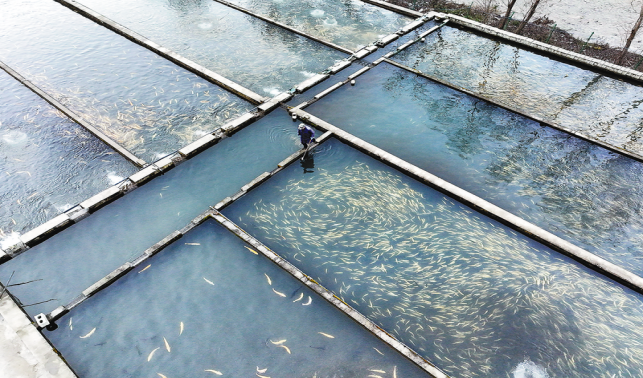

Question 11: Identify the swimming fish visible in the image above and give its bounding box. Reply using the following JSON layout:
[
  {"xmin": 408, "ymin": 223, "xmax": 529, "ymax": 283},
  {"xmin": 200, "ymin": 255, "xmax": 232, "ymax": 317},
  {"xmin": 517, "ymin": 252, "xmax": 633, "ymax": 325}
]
[
  {"xmin": 393, "ymin": 366, "xmax": 397, "ymax": 378},
  {"xmin": 179, "ymin": 322, "xmax": 184, "ymax": 336},
  {"xmin": 318, "ymin": 332, "xmax": 335, "ymax": 339},
  {"xmin": 157, "ymin": 374, "xmax": 168, "ymax": 378},
  {"xmin": 80, "ymin": 328, "xmax": 96, "ymax": 339},
  {"xmin": 257, "ymin": 367, "xmax": 268, "ymax": 373},
  {"xmin": 264, "ymin": 274, "xmax": 272, "ymax": 285},
  {"xmin": 270, "ymin": 339, "xmax": 287, "ymax": 345},
  {"xmin": 373, "ymin": 348, "xmax": 384, "ymax": 356},
  {"xmin": 272, "ymin": 288, "xmax": 286, "ymax": 297},
  {"xmin": 185, "ymin": 242, "xmax": 201, "ymax": 246},
  {"xmin": 203, "ymin": 277, "xmax": 214, "ymax": 285},
  {"xmin": 256, "ymin": 374, "xmax": 270, "ymax": 378},
  {"xmin": 205, "ymin": 369, "xmax": 223, "ymax": 375},
  {"xmin": 244, "ymin": 246, "xmax": 259, "ymax": 255},
  {"xmin": 302, "ymin": 296, "xmax": 312, "ymax": 306},
  {"xmin": 164, "ymin": 337, "xmax": 171, "ymax": 352},
  {"xmin": 293, "ymin": 292, "xmax": 304, "ymax": 302},
  {"xmin": 138, "ymin": 264, "xmax": 151, "ymax": 273},
  {"xmin": 370, "ymin": 369, "xmax": 385, "ymax": 373},
  {"xmin": 69, "ymin": 317, "xmax": 73, "ymax": 331},
  {"xmin": 278, "ymin": 345, "xmax": 291, "ymax": 354},
  {"xmin": 147, "ymin": 347, "xmax": 160, "ymax": 362}
]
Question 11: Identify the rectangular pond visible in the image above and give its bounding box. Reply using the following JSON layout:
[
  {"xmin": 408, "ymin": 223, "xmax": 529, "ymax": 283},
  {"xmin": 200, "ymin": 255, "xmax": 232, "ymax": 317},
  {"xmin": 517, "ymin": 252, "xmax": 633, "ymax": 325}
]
[
  {"xmin": 0, "ymin": 0, "xmax": 253, "ymax": 162},
  {"xmin": 0, "ymin": 110, "xmax": 303, "ymax": 316},
  {"xmin": 44, "ymin": 219, "xmax": 430, "ymax": 378},
  {"xmin": 225, "ymin": 138, "xmax": 643, "ymax": 378},
  {"xmin": 0, "ymin": 70, "xmax": 137, "ymax": 239},
  {"xmin": 391, "ymin": 25, "xmax": 643, "ymax": 155},
  {"xmin": 218, "ymin": 0, "xmax": 412, "ymax": 50},
  {"xmin": 72, "ymin": 0, "xmax": 348, "ymax": 96},
  {"xmin": 304, "ymin": 62, "xmax": 643, "ymax": 276}
]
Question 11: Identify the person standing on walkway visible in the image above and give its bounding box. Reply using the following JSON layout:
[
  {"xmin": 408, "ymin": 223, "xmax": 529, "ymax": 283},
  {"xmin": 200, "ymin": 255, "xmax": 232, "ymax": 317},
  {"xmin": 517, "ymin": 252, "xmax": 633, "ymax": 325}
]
[{"xmin": 298, "ymin": 124, "xmax": 315, "ymax": 148}]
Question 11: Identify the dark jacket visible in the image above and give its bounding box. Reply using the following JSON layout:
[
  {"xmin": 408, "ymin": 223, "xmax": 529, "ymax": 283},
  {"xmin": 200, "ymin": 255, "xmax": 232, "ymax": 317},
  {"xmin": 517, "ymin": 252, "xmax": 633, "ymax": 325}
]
[{"xmin": 298, "ymin": 125, "xmax": 315, "ymax": 144}]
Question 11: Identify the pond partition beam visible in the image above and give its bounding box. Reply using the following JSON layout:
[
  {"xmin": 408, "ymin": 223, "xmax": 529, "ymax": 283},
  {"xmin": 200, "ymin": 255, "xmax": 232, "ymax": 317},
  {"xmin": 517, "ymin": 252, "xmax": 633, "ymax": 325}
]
[
  {"xmin": 289, "ymin": 107, "xmax": 643, "ymax": 296},
  {"xmin": 54, "ymin": 0, "xmax": 267, "ymax": 105},
  {"xmin": 0, "ymin": 60, "xmax": 146, "ymax": 168}
]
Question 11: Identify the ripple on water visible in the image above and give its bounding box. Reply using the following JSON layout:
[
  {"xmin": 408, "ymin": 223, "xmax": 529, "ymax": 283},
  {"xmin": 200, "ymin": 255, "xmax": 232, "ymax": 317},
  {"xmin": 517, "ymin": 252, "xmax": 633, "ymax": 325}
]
[
  {"xmin": 512, "ymin": 360, "xmax": 549, "ymax": 378},
  {"xmin": 310, "ymin": 9, "xmax": 325, "ymax": 17},
  {"xmin": 2, "ymin": 130, "xmax": 28, "ymax": 147}
]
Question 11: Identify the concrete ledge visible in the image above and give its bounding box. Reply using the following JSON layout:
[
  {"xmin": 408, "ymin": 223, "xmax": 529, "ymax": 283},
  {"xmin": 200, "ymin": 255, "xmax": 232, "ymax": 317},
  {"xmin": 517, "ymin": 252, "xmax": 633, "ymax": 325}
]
[
  {"xmin": 0, "ymin": 250, "xmax": 8, "ymax": 264},
  {"xmin": 0, "ymin": 291, "xmax": 78, "ymax": 377},
  {"xmin": 82, "ymin": 263, "xmax": 134, "ymax": 298},
  {"xmin": 399, "ymin": 18, "xmax": 426, "ymax": 34},
  {"xmin": 230, "ymin": 190, "xmax": 246, "ymax": 202},
  {"xmin": 348, "ymin": 66, "xmax": 372, "ymax": 81},
  {"xmin": 178, "ymin": 134, "xmax": 218, "ymax": 159},
  {"xmin": 384, "ymin": 59, "xmax": 643, "ymax": 163},
  {"xmin": 328, "ymin": 60, "xmax": 353, "ymax": 74},
  {"xmin": 143, "ymin": 231, "xmax": 182, "ymax": 258},
  {"xmin": 377, "ymin": 33, "xmax": 400, "ymax": 46},
  {"xmin": 241, "ymin": 172, "xmax": 271, "ymax": 192},
  {"xmin": 295, "ymin": 74, "xmax": 330, "ymax": 94},
  {"xmin": 258, "ymin": 92, "xmax": 294, "ymax": 113},
  {"xmin": 214, "ymin": 196, "xmax": 234, "ymax": 211},
  {"xmin": 314, "ymin": 82, "xmax": 345, "ymax": 100},
  {"xmin": 79, "ymin": 186, "xmax": 123, "ymax": 213},
  {"xmin": 65, "ymin": 206, "xmax": 90, "ymax": 223},
  {"xmin": 155, "ymin": 156, "xmax": 176, "ymax": 172},
  {"xmin": 210, "ymin": 211, "xmax": 448, "ymax": 378},
  {"xmin": 49, "ymin": 306, "xmax": 69, "ymax": 322},
  {"xmin": 359, "ymin": 0, "xmax": 423, "ymax": 17},
  {"xmin": 353, "ymin": 48, "xmax": 372, "ymax": 59},
  {"xmin": 221, "ymin": 112, "xmax": 259, "ymax": 135},
  {"xmin": 55, "ymin": 0, "xmax": 266, "ymax": 104},
  {"xmin": 128, "ymin": 165, "xmax": 160, "ymax": 186},
  {"xmin": 291, "ymin": 108, "xmax": 643, "ymax": 296},
  {"xmin": 20, "ymin": 214, "xmax": 72, "ymax": 247}
]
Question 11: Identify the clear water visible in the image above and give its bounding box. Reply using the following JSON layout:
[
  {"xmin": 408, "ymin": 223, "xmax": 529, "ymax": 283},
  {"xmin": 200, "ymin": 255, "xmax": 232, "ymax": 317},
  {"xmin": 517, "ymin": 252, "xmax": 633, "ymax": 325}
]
[
  {"xmin": 74, "ymin": 0, "xmax": 348, "ymax": 96},
  {"xmin": 0, "ymin": 70, "xmax": 137, "ymax": 237},
  {"xmin": 0, "ymin": 0, "xmax": 253, "ymax": 162},
  {"xmin": 225, "ymin": 138, "xmax": 643, "ymax": 378},
  {"xmin": 219, "ymin": 0, "xmax": 411, "ymax": 50},
  {"xmin": 45, "ymin": 219, "xmax": 429, "ymax": 378},
  {"xmin": 304, "ymin": 62, "xmax": 643, "ymax": 276},
  {"xmin": 392, "ymin": 26, "xmax": 643, "ymax": 155},
  {"xmin": 0, "ymin": 110, "xmax": 302, "ymax": 316}
]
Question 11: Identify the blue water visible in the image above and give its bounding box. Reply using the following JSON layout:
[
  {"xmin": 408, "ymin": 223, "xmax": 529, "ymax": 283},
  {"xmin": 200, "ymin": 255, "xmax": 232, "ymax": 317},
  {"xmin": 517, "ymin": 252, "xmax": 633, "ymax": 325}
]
[
  {"xmin": 74, "ymin": 0, "xmax": 348, "ymax": 96},
  {"xmin": 45, "ymin": 219, "xmax": 430, "ymax": 378},
  {"xmin": 0, "ymin": 110, "xmax": 302, "ymax": 316},
  {"xmin": 304, "ymin": 62, "xmax": 643, "ymax": 276},
  {"xmin": 0, "ymin": 0, "xmax": 253, "ymax": 162},
  {"xmin": 225, "ymin": 138, "xmax": 643, "ymax": 378},
  {"xmin": 0, "ymin": 70, "xmax": 137, "ymax": 238},
  {"xmin": 392, "ymin": 26, "xmax": 643, "ymax": 155},
  {"xmin": 220, "ymin": 0, "xmax": 412, "ymax": 50}
]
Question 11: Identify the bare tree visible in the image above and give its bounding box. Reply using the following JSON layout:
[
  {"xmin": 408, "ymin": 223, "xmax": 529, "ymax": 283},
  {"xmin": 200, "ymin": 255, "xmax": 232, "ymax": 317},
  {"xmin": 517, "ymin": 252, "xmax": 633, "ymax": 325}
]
[
  {"xmin": 617, "ymin": 2, "xmax": 643, "ymax": 65},
  {"xmin": 477, "ymin": 0, "xmax": 497, "ymax": 23},
  {"xmin": 499, "ymin": 0, "xmax": 518, "ymax": 29},
  {"xmin": 515, "ymin": 0, "xmax": 543, "ymax": 34}
]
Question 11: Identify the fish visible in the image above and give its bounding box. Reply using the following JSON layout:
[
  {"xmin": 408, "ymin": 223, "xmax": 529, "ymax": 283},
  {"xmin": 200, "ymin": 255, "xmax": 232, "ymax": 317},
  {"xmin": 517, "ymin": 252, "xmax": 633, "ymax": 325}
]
[
  {"xmin": 185, "ymin": 243, "xmax": 201, "ymax": 246},
  {"xmin": 393, "ymin": 366, "xmax": 397, "ymax": 378},
  {"xmin": 158, "ymin": 374, "xmax": 168, "ymax": 378},
  {"xmin": 264, "ymin": 273, "xmax": 272, "ymax": 285},
  {"xmin": 318, "ymin": 332, "xmax": 335, "ymax": 339},
  {"xmin": 69, "ymin": 317, "xmax": 73, "ymax": 330},
  {"xmin": 179, "ymin": 322, "xmax": 184, "ymax": 336},
  {"xmin": 203, "ymin": 277, "xmax": 214, "ymax": 285},
  {"xmin": 293, "ymin": 292, "xmax": 304, "ymax": 302},
  {"xmin": 256, "ymin": 374, "xmax": 270, "ymax": 378},
  {"xmin": 302, "ymin": 296, "xmax": 312, "ymax": 306},
  {"xmin": 373, "ymin": 348, "xmax": 384, "ymax": 356},
  {"xmin": 256, "ymin": 367, "xmax": 268, "ymax": 373},
  {"xmin": 205, "ymin": 369, "xmax": 223, "ymax": 375},
  {"xmin": 80, "ymin": 328, "xmax": 96, "ymax": 339},
  {"xmin": 270, "ymin": 339, "xmax": 287, "ymax": 345},
  {"xmin": 370, "ymin": 369, "xmax": 385, "ymax": 373},
  {"xmin": 272, "ymin": 288, "xmax": 286, "ymax": 297},
  {"xmin": 147, "ymin": 347, "xmax": 160, "ymax": 362},
  {"xmin": 138, "ymin": 265, "xmax": 151, "ymax": 273},
  {"xmin": 278, "ymin": 345, "xmax": 291, "ymax": 354},
  {"xmin": 244, "ymin": 246, "xmax": 259, "ymax": 255},
  {"xmin": 164, "ymin": 337, "xmax": 171, "ymax": 352}
]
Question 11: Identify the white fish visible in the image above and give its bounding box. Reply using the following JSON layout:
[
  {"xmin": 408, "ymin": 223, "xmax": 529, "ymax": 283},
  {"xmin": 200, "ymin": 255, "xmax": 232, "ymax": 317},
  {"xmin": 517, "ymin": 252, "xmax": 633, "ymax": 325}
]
[
  {"xmin": 264, "ymin": 273, "xmax": 272, "ymax": 285},
  {"xmin": 203, "ymin": 277, "xmax": 214, "ymax": 285},
  {"xmin": 270, "ymin": 339, "xmax": 287, "ymax": 345},
  {"xmin": 318, "ymin": 332, "xmax": 335, "ymax": 338},
  {"xmin": 179, "ymin": 322, "xmax": 184, "ymax": 336},
  {"xmin": 147, "ymin": 347, "xmax": 160, "ymax": 362},
  {"xmin": 164, "ymin": 337, "xmax": 171, "ymax": 352},
  {"xmin": 69, "ymin": 317, "xmax": 73, "ymax": 331},
  {"xmin": 205, "ymin": 369, "xmax": 223, "ymax": 375},
  {"xmin": 256, "ymin": 374, "xmax": 270, "ymax": 378},
  {"xmin": 158, "ymin": 374, "xmax": 168, "ymax": 378},
  {"xmin": 277, "ymin": 345, "xmax": 291, "ymax": 354},
  {"xmin": 370, "ymin": 369, "xmax": 385, "ymax": 373},
  {"xmin": 257, "ymin": 367, "xmax": 268, "ymax": 373},
  {"xmin": 244, "ymin": 246, "xmax": 258, "ymax": 255},
  {"xmin": 138, "ymin": 264, "xmax": 151, "ymax": 273},
  {"xmin": 293, "ymin": 292, "xmax": 304, "ymax": 302},
  {"xmin": 373, "ymin": 347, "xmax": 384, "ymax": 356},
  {"xmin": 80, "ymin": 328, "xmax": 96, "ymax": 339},
  {"xmin": 272, "ymin": 288, "xmax": 286, "ymax": 297},
  {"xmin": 393, "ymin": 366, "xmax": 397, "ymax": 378},
  {"xmin": 185, "ymin": 242, "xmax": 200, "ymax": 246},
  {"xmin": 302, "ymin": 296, "xmax": 312, "ymax": 306}
]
